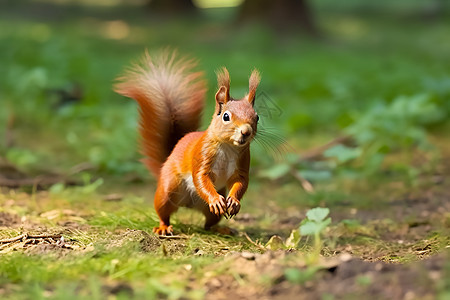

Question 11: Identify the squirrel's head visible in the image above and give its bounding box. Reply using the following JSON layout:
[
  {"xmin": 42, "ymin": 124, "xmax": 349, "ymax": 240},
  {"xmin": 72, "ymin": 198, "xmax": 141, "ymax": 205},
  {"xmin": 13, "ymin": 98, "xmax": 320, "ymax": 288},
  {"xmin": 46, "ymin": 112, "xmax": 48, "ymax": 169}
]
[{"xmin": 210, "ymin": 67, "xmax": 260, "ymax": 147}]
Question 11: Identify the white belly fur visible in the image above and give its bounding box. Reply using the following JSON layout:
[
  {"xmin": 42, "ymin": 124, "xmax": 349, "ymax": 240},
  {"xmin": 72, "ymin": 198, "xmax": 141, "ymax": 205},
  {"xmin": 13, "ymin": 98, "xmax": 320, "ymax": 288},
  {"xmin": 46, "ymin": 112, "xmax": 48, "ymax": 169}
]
[
  {"xmin": 183, "ymin": 144, "xmax": 238, "ymax": 193},
  {"xmin": 184, "ymin": 174, "xmax": 196, "ymax": 195},
  {"xmin": 211, "ymin": 144, "xmax": 238, "ymax": 189}
]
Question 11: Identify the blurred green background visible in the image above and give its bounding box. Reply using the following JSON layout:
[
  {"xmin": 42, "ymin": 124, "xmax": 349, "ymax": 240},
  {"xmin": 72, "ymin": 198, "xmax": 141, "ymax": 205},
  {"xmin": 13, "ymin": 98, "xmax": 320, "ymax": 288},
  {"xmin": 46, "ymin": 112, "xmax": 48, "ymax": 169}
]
[
  {"xmin": 1, "ymin": 2, "xmax": 449, "ymax": 298},
  {"xmin": 1, "ymin": 0, "xmax": 449, "ymax": 184}
]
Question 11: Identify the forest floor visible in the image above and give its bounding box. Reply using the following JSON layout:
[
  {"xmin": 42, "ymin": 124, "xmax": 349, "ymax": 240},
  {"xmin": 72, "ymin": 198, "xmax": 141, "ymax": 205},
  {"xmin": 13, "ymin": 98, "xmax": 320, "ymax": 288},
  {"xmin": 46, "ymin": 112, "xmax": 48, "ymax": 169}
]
[{"xmin": 0, "ymin": 138, "xmax": 449, "ymax": 299}]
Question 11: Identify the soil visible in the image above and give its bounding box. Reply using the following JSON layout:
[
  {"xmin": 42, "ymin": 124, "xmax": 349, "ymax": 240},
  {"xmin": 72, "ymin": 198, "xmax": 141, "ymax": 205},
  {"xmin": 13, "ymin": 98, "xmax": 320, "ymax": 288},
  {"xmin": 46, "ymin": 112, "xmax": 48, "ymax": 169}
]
[
  {"xmin": 204, "ymin": 251, "xmax": 448, "ymax": 300},
  {"xmin": 0, "ymin": 212, "xmax": 20, "ymax": 227},
  {"xmin": 272, "ymin": 254, "xmax": 445, "ymax": 300}
]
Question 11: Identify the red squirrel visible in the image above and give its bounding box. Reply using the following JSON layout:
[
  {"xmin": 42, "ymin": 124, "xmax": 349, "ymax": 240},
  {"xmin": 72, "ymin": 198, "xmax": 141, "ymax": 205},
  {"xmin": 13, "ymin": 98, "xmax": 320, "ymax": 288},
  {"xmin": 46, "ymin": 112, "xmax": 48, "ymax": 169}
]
[{"xmin": 115, "ymin": 50, "xmax": 260, "ymax": 235}]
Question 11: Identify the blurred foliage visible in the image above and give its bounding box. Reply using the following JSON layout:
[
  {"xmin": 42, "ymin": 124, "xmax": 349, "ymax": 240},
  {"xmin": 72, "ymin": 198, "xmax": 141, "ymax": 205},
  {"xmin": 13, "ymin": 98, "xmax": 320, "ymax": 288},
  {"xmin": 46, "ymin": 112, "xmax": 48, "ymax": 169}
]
[
  {"xmin": 0, "ymin": 3, "xmax": 449, "ymax": 299},
  {"xmin": 0, "ymin": 0, "xmax": 449, "ymax": 184}
]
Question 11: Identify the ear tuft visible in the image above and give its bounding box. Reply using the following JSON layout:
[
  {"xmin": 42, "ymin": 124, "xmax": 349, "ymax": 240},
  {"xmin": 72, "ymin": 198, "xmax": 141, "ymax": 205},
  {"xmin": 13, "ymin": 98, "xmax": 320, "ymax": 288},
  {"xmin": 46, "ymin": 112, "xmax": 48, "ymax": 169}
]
[
  {"xmin": 216, "ymin": 67, "xmax": 230, "ymax": 91},
  {"xmin": 248, "ymin": 69, "xmax": 261, "ymax": 105}
]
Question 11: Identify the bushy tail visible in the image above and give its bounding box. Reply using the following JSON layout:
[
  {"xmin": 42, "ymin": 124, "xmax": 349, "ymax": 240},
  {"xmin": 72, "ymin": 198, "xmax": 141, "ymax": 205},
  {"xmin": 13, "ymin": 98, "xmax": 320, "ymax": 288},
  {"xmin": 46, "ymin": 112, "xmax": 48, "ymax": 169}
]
[{"xmin": 114, "ymin": 50, "xmax": 206, "ymax": 177}]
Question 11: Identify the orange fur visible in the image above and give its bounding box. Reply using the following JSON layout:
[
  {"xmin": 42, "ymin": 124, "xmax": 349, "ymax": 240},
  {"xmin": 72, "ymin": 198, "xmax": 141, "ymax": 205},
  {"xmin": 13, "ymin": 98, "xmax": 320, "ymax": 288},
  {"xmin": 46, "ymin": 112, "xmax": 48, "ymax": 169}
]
[
  {"xmin": 247, "ymin": 69, "xmax": 261, "ymax": 105},
  {"xmin": 115, "ymin": 50, "xmax": 260, "ymax": 235},
  {"xmin": 114, "ymin": 50, "xmax": 206, "ymax": 177}
]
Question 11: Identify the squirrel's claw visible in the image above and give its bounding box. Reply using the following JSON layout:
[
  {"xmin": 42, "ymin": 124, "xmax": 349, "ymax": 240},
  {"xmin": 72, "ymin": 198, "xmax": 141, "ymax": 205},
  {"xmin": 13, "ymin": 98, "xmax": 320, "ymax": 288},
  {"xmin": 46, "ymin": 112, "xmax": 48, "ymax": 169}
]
[
  {"xmin": 153, "ymin": 225, "xmax": 173, "ymax": 236},
  {"xmin": 209, "ymin": 195, "xmax": 227, "ymax": 216},
  {"xmin": 226, "ymin": 196, "xmax": 241, "ymax": 218}
]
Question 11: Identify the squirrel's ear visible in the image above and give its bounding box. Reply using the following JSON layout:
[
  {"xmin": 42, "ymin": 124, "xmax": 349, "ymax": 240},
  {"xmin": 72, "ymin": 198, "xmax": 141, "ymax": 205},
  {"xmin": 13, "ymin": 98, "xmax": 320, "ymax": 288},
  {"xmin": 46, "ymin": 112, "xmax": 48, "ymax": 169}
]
[
  {"xmin": 215, "ymin": 86, "xmax": 229, "ymax": 113},
  {"xmin": 247, "ymin": 69, "xmax": 261, "ymax": 106},
  {"xmin": 215, "ymin": 68, "xmax": 231, "ymax": 114}
]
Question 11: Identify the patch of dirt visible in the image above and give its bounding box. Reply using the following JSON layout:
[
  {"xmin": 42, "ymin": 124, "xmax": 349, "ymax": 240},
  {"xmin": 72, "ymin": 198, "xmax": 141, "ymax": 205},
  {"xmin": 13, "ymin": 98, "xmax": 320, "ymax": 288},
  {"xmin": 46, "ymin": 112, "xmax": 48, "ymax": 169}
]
[
  {"xmin": 103, "ymin": 282, "xmax": 134, "ymax": 297},
  {"xmin": 287, "ymin": 254, "xmax": 445, "ymax": 300},
  {"xmin": 40, "ymin": 209, "xmax": 91, "ymax": 231},
  {"xmin": 160, "ymin": 238, "xmax": 188, "ymax": 255},
  {"xmin": 204, "ymin": 251, "xmax": 287, "ymax": 300},
  {"xmin": 24, "ymin": 243, "xmax": 74, "ymax": 256},
  {"xmin": 0, "ymin": 212, "xmax": 21, "ymax": 227},
  {"xmin": 118, "ymin": 229, "xmax": 162, "ymax": 252},
  {"xmin": 111, "ymin": 230, "xmax": 188, "ymax": 255},
  {"xmin": 204, "ymin": 251, "xmax": 448, "ymax": 300}
]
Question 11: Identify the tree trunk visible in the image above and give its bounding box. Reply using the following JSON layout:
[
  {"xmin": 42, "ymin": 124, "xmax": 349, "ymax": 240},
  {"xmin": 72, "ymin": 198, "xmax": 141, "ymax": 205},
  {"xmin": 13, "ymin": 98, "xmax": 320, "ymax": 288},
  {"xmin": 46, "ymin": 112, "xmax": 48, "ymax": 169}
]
[
  {"xmin": 238, "ymin": 0, "xmax": 317, "ymax": 35},
  {"xmin": 146, "ymin": 0, "xmax": 197, "ymax": 15}
]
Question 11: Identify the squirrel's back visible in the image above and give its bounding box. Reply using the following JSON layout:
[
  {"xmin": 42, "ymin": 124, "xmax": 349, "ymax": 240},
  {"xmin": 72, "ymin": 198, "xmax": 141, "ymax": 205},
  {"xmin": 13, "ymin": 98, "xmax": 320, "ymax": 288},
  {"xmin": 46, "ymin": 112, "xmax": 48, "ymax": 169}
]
[{"xmin": 114, "ymin": 50, "xmax": 206, "ymax": 177}]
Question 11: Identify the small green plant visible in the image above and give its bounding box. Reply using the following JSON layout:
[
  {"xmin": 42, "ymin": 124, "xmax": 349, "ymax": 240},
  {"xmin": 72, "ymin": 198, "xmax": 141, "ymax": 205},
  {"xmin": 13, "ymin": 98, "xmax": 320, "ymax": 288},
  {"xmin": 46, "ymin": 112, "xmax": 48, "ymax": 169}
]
[
  {"xmin": 300, "ymin": 208, "xmax": 331, "ymax": 238},
  {"xmin": 281, "ymin": 208, "xmax": 332, "ymax": 285},
  {"xmin": 284, "ymin": 266, "xmax": 321, "ymax": 285},
  {"xmin": 300, "ymin": 207, "xmax": 331, "ymax": 263},
  {"xmin": 283, "ymin": 207, "xmax": 332, "ymax": 250},
  {"xmin": 268, "ymin": 206, "xmax": 332, "ymax": 269},
  {"xmin": 266, "ymin": 207, "xmax": 331, "ymax": 257}
]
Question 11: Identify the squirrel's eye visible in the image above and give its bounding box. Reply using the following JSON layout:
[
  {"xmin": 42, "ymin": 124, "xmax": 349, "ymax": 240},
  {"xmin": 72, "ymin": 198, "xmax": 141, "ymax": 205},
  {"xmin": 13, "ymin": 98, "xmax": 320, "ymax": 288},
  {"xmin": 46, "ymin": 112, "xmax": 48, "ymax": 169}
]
[
  {"xmin": 222, "ymin": 111, "xmax": 231, "ymax": 123},
  {"xmin": 256, "ymin": 115, "xmax": 260, "ymax": 122}
]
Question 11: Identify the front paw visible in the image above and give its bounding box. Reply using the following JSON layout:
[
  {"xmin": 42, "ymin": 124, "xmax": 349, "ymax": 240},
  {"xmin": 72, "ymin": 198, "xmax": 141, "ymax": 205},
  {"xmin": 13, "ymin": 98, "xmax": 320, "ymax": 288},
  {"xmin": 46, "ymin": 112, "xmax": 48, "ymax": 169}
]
[
  {"xmin": 209, "ymin": 195, "xmax": 227, "ymax": 216},
  {"xmin": 226, "ymin": 196, "xmax": 241, "ymax": 218}
]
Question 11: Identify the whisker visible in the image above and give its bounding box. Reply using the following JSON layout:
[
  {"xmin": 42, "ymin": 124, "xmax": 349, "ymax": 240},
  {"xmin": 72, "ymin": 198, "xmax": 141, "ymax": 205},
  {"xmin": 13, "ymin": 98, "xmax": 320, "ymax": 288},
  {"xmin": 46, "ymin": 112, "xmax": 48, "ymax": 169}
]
[
  {"xmin": 257, "ymin": 133, "xmax": 288, "ymax": 147},
  {"xmin": 253, "ymin": 136, "xmax": 286, "ymax": 161},
  {"xmin": 253, "ymin": 136, "xmax": 272, "ymax": 153},
  {"xmin": 253, "ymin": 127, "xmax": 294, "ymax": 161}
]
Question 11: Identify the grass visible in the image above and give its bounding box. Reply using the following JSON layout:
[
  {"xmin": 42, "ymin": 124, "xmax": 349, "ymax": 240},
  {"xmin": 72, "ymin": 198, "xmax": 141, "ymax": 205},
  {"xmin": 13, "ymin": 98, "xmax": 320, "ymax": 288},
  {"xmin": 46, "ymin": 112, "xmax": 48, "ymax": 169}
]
[{"xmin": 1, "ymin": 1, "xmax": 450, "ymax": 299}]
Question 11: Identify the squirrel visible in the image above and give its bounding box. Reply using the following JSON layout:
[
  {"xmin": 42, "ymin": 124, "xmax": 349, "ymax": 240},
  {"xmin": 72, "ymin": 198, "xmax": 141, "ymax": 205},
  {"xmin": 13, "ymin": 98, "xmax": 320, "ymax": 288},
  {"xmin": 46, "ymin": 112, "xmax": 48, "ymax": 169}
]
[{"xmin": 115, "ymin": 50, "xmax": 260, "ymax": 235}]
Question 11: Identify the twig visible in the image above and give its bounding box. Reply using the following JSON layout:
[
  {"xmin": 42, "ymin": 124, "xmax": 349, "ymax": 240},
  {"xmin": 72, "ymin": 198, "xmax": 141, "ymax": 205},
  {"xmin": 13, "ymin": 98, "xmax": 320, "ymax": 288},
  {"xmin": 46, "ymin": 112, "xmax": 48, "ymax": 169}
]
[
  {"xmin": 0, "ymin": 176, "xmax": 80, "ymax": 188},
  {"xmin": 68, "ymin": 162, "xmax": 96, "ymax": 175},
  {"xmin": 157, "ymin": 235, "xmax": 190, "ymax": 239},
  {"xmin": 0, "ymin": 232, "xmax": 78, "ymax": 252},
  {"xmin": 241, "ymin": 232, "xmax": 266, "ymax": 251},
  {"xmin": 27, "ymin": 234, "xmax": 62, "ymax": 239},
  {"xmin": 299, "ymin": 135, "xmax": 352, "ymax": 161},
  {"xmin": 0, "ymin": 233, "xmax": 28, "ymax": 243},
  {"xmin": 290, "ymin": 169, "xmax": 315, "ymax": 193},
  {"xmin": 0, "ymin": 157, "xmax": 82, "ymax": 188},
  {"xmin": 0, "ymin": 233, "xmax": 63, "ymax": 244}
]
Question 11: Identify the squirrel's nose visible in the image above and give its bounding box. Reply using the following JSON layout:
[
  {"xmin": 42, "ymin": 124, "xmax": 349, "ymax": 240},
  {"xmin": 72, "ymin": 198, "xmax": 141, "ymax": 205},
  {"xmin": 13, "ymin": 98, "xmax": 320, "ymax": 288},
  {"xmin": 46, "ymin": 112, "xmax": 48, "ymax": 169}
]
[{"xmin": 240, "ymin": 125, "xmax": 252, "ymax": 137}]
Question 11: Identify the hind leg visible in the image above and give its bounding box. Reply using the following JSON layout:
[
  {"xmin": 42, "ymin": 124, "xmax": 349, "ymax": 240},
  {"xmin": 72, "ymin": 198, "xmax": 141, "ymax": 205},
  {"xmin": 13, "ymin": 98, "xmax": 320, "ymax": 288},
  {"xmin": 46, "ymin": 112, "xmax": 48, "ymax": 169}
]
[
  {"xmin": 153, "ymin": 179, "xmax": 179, "ymax": 236},
  {"xmin": 193, "ymin": 195, "xmax": 221, "ymax": 230},
  {"xmin": 202, "ymin": 203, "xmax": 236, "ymax": 235},
  {"xmin": 203, "ymin": 208, "xmax": 222, "ymax": 230}
]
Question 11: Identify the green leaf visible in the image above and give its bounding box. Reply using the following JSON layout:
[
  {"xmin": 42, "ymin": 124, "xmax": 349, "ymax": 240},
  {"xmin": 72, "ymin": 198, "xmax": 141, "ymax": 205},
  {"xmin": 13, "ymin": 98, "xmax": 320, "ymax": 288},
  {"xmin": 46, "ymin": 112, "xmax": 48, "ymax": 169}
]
[
  {"xmin": 285, "ymin": 229, "xmax": 301, "ymax": 248},
  {"xmin": 49, "ymin": 183, "xmax": 65, "ymax": 194},
  {"xmin": 324, "ymin": 144, "xmax": 362, "ymax": 163},
  {"xmin": 299, "ymin": 221, "xmax": 320, "ymax": 236},
  {"xmin": 80, "ymin": 178, "xmax": 104, "ymax": 194},
  {"xmin": 298, "ymin": 169, "xmax": 332, "ymax": 182},
  {"xmin": 316, "ymin": 218, "xmax": 332, "ymax": 233},
  {"xmin": 306, "ymin": 207, "xmax": 330, "ymax": 223},
  {"xmin": 258, "ymin": 163, "xmax": 290, "ymax": 180},
  {"xmin": 265, "ymin": 235, "xmax": 285, "ymax": 250},
  {"xmin": 284, "ymin": 268, "xmax": 303, "ymax": 283},
  {"xmin": 341, "ymin": 219, "xmax": 361, "ymax": 228},
  {"xmin": 5, "ymin": 148, "xmax": 39, "ymax": 168},
  {"xmin": 300, "ymin": 217, "xmax": 331, "ymax": 236},
  {"xmin": 284, "ymin": 267, "xmax": 319, "ymax": 284}
]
